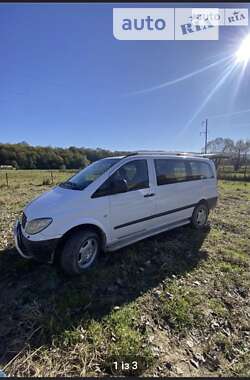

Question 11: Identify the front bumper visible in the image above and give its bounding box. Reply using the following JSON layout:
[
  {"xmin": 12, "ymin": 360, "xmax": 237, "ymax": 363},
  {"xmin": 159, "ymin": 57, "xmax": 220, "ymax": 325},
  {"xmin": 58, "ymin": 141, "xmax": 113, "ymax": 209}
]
[{"xmin": 14, "ymin": 221, "xmax": 59, "ymax": 264}]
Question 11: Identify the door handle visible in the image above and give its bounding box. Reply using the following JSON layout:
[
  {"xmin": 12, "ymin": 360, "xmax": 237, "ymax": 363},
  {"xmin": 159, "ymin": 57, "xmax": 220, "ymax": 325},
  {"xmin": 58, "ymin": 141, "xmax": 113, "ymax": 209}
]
[{"xmin": 144, "ymin": 193, "xmax": 155, "ymax": 198}]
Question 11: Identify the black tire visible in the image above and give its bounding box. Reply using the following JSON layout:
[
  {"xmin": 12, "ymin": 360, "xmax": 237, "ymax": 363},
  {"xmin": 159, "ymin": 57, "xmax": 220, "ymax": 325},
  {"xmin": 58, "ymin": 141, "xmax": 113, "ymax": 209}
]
[
  {"xmin": 191, "ymin": 202, "xmax": 209, "ymax": 230},
  {"xmin": 60, "ymin": 229, "xmax": 100, "ymax": 275}
]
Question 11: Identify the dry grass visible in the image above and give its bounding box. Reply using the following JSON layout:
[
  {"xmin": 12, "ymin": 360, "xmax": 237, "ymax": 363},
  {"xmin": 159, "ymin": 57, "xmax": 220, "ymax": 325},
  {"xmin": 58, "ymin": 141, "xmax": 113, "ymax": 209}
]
[{"xmin": 0, "ymin": 172, "xmax": 249, "ymax": 376}]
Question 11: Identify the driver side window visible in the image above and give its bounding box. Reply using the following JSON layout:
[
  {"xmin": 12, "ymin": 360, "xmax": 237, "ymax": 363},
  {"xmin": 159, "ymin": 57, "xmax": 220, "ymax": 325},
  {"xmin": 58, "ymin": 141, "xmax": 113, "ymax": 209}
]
[
  {"xmin": 92, "ymin": 159, "xmax": 149, "ymax": 198},
  {"xmin": 117, "ymin": 159, "xmax": 149, "ymax": 191}
]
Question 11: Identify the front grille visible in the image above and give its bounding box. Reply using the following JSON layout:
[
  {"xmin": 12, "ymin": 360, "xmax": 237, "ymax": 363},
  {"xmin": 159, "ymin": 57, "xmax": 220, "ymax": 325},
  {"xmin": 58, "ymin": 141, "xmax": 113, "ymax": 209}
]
[{"xmin": 21, "ymin": 212, "xmax": 27, "ymax": 229}]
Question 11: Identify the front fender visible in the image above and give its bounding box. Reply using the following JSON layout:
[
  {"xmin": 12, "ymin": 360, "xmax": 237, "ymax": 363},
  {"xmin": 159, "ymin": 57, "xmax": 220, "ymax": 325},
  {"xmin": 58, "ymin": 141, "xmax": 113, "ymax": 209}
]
[{"xmin": 39, "ymin": 216, "xmax": 111, "ymax": 245}]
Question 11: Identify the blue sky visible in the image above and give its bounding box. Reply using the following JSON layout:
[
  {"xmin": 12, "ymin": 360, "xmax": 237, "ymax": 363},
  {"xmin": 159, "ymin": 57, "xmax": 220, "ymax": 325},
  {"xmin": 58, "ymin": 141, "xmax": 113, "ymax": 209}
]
[{"xmin": 0, "ymin": 2, "xmax": 250, "ymax": 152}]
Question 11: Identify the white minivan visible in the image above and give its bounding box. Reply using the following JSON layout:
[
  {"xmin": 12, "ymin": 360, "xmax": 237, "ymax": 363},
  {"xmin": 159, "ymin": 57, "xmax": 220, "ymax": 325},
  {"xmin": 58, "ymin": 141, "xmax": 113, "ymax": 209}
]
[{"xmin": 14, "ymin": 152, "xmax": 218, "ymax": 275}]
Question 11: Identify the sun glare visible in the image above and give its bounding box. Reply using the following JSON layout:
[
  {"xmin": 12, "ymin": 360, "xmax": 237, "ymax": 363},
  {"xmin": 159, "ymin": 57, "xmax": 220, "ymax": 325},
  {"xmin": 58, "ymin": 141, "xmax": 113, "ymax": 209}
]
[{"xmin": 236, "ymin": 34, "xmax": 250, "ymax": 63}]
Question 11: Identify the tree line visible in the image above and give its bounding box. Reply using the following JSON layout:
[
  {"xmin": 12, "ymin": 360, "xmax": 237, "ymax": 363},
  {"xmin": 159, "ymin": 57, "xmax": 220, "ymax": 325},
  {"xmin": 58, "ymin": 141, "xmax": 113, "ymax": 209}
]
[
  {"xmin": 0, "ymin": 142, "xmax": 129, "ymax": 170},
  {"xmin": 1, "ymin": 138, "xmax": 249, "ymax": 171},
  {"xmin": 205, "ymin": 138, "xmax": 250, "ymax": 171}
]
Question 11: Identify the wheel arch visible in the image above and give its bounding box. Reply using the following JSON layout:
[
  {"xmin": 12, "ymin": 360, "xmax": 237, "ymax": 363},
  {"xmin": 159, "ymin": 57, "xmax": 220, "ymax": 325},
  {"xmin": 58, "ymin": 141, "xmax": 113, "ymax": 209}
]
[
  {"xmin": 55, "ymin": 223, "xmax": 107, "ymax": 258},
  {"xmin": 197, "ymin": 198, "xmax": 209, "ymax": 208},
  {"xmin": 194, "ymin": 199, "xmax": 210, "ymax": 215}
]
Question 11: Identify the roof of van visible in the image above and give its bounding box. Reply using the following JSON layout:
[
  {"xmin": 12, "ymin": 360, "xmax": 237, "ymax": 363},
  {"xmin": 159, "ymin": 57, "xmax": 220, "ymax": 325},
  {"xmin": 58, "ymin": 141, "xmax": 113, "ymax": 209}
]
[
  {"xmin": 106, "ymin": 151, "xmax": 225, "ymax": 160},
  {"xmin": 124, "ymin": 151, "xmax": 215, "ymax": 159}
]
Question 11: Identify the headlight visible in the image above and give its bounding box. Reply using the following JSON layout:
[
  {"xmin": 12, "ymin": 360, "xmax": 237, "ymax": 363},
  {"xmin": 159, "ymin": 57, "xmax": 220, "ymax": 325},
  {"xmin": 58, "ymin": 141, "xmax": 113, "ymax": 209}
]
[{"xmin": 25, "ymin": 218, "xmax": 53, "ymax": 235}]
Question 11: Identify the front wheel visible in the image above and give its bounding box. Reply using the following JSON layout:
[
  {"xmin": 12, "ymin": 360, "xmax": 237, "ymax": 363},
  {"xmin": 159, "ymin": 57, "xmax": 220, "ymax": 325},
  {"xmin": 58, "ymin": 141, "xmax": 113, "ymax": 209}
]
[
  {"xmin": 191, "ymin": 203, "xmax": 209, "ymax": 229},
  {"xmin": 60, "ymin": 229, "xmax": 100, "ymax": 275}
]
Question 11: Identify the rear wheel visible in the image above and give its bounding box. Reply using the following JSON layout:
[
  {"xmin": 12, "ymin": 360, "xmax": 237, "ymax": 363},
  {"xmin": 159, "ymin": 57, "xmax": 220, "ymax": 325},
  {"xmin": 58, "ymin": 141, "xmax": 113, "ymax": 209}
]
[
  {"xmin": 191, "ymin": 203, "xmax": 209, "ymax": 229},
  {"xmin": 60, "ymin": 229, "xmax": 100, "ymax": 275}
]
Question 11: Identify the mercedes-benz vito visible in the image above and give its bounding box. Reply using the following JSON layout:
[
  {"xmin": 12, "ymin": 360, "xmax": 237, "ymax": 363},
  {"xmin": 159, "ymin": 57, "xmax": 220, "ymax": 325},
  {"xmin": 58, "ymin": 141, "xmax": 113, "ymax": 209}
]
[{"xmin": 14, "ymin": 152, "xmax": 218, "ymax": 275}]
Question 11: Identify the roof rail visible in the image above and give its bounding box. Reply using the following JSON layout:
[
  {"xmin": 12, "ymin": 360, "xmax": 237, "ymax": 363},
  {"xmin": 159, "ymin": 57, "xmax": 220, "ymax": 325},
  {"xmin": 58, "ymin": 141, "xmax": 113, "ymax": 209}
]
[
  {"xmin": 125, "ymin": 151, "xmax": 232, "ymax": 159},
  {"xmin": 127, "ymin": 150, "xmax": 204, "ymax": 157}
]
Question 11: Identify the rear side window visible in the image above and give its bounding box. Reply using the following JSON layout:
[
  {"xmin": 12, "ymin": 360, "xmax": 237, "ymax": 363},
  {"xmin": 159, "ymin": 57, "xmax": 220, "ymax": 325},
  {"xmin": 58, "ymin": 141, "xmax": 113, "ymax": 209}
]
[
  {"xmin": 188, "ymin": 161, "xmax": 214, "ymax": 180},
  {"xmin": 154, "ymin": 159, "xmax": 214, "ymax": 186},
  {"xmin": 154, "ymin": 159, "xmax": 187, "ymax": 185}
]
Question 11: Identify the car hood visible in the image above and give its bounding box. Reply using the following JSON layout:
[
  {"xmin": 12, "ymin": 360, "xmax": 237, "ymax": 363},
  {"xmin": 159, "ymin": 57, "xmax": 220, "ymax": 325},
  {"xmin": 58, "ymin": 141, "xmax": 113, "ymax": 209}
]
[{"xmin": 24, "ymin": 186, "xmax": 85, "ymax": 220}]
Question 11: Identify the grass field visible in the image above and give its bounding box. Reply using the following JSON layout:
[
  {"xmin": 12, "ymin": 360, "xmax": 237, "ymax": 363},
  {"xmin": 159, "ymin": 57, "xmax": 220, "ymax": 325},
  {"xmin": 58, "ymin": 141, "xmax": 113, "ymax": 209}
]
[
  {"xmin": 0, "ymin": 170, "xmax": 249, "ymax": 376},
  {"xmin": 218, "ymin": 165, "xmax": 250, "ymax": 182}
]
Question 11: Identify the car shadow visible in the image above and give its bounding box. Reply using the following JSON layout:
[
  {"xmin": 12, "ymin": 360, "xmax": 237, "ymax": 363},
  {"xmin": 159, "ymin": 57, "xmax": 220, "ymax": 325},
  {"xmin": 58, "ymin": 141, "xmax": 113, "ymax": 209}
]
[{"xmin": 0, "ymin": 223, "xmax": 210, "ymax": 365}]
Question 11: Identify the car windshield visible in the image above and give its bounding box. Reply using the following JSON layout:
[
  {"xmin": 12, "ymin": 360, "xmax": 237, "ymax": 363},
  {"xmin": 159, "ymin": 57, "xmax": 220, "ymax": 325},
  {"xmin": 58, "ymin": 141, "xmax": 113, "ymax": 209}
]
[{"xmin": 59, "ymin": 158, "xmax": 121, "ymax": 190}]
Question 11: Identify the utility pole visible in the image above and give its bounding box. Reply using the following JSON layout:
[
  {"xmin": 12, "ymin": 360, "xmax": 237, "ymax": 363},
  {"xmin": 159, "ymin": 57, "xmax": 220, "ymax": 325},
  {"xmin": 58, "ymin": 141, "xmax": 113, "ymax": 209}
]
[
  {"xmin": 201, "ymin": 119, "xmax": 208, "ymax": 154},
  {"xmin": 205, "ymin": 118, "xmax": 208, "ymax": 154}
]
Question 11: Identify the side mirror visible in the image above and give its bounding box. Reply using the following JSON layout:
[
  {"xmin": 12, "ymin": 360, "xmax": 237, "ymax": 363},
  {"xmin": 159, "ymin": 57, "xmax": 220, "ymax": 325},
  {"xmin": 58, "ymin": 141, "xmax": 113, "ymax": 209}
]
[{"xmin": 112, "ymin": 178, "xmax": 128, "ymax": 194}]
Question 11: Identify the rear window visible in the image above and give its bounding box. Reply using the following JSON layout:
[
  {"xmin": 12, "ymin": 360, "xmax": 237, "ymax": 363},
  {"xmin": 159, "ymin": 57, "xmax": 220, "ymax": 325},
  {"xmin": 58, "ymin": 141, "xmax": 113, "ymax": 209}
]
[{"xmin": 154, "ymin": 159, "xmax": 214, "ymax": 186}]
